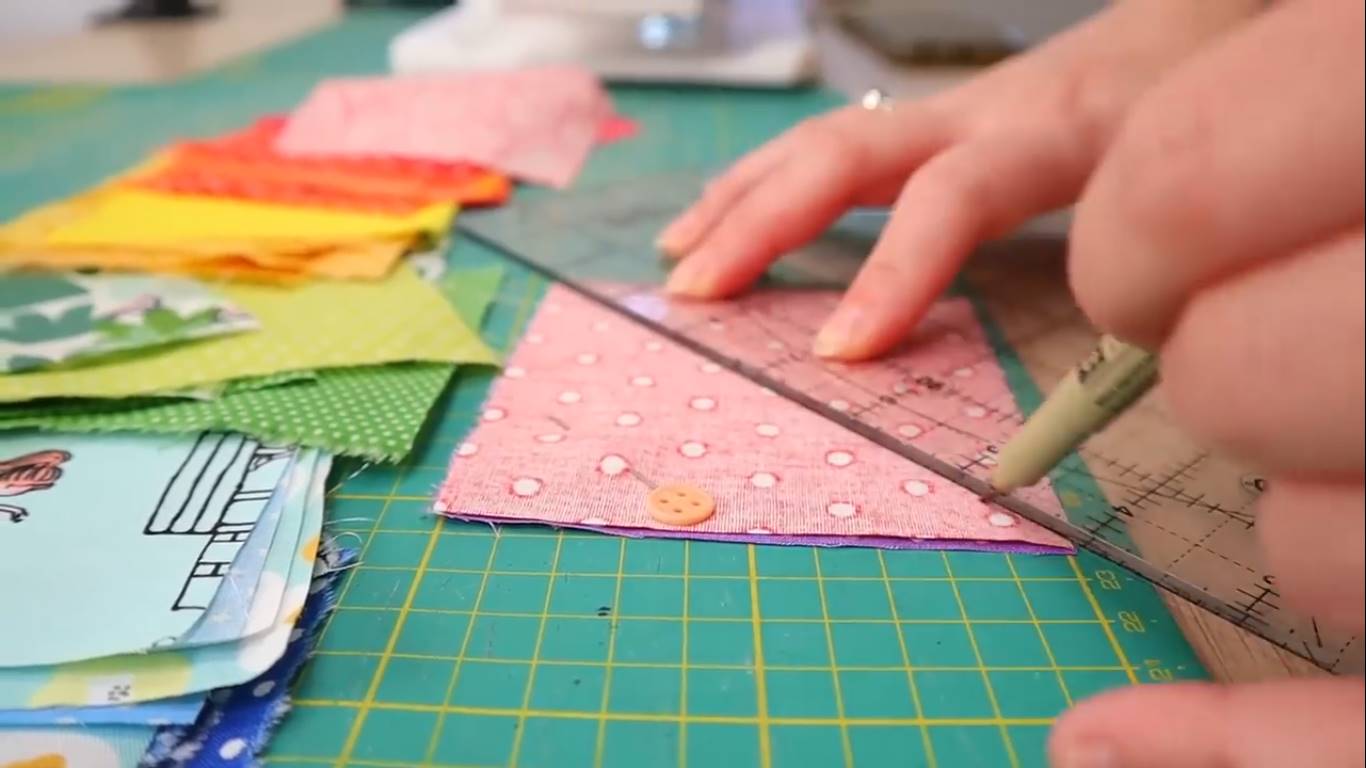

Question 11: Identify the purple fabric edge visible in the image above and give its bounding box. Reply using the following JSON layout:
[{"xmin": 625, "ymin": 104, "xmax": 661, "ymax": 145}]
[{"xmin": 436, "ymin": 510, "xmax": 1073, "ymax": 556}]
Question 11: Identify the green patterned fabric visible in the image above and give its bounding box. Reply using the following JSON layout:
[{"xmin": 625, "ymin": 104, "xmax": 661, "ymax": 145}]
[
  {"xmin": 0, "ymin": 273, "xmax": 257, "ymax": 373},
  {"xmin": 0, "ymin": 265, "xmax": 503, "ymax": 462}
]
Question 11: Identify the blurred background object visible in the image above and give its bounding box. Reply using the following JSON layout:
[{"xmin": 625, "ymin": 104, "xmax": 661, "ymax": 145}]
[
  {"xmin": 0, "ymin": 0, "xmax": 1103, "ymax": 86},
  {"xmin": 0, "ymin": 0, "xmax": 124, "ymax": 44},
  {"xmin": 0, "ymin": 0, "xmax": 338, "ymax": 83},
  {"xmin": 99, "ymin": 0, "xmax": 218, "ymax": 21},
  {"xmin": 829, "ymin": 0, "xmax": 1105, "ymax": 65},
  {"xmin": 387, "ymin": 0, "xmax": 1103, "ymax": 85},
  {"xmin": 344, "ymin": 0, "xmax": 452, "ymax": 6},
  {"xmin": 388, "ymin": 0, "xmax": 818, "ymax": 85}
]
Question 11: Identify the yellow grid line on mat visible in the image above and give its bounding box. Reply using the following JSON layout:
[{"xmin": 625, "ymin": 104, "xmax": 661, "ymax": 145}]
[
  {"xmin": 1072, "ymin": 556, "xmax": 1142, "ymax": 685},
  {"xmin": 1008, "ymin": 553, "xmax": 1077, "ymax": 706},
  {"xmin": 812, "ymin": 549, "xmax": 857, "ymax": 766},
  {"xmin": 291, "ymin": 699, "xmax": 1057, "ymax": 727},
  {"xmin": 877, "ymin": 549, "xmax": 939, "ymax": 768},
  {"xmin": 941, "ymin": 551, "xmax": 1021, "ymax": 768},
  {"xmin": 747, "ymin": 545, "xmax": 774, "ymax": 768},
  {"xmin": 330, "ymin": 271, "xmax": 545, "ymax": 768},
  {"xmin": 504, "ymin": 532, "xmax": 567, "ymax": 765}
]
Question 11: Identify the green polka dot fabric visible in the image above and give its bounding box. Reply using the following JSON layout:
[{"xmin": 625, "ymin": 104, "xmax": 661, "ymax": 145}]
[{"xmin": 0, "ymin": 266, "xmax": 503, "ymax": 462}]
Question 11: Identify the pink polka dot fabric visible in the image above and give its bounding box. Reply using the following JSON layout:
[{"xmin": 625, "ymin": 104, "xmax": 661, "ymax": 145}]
[{"xmin": 435, "ymin": 285, "xmax": 1072, "ymax": 554}]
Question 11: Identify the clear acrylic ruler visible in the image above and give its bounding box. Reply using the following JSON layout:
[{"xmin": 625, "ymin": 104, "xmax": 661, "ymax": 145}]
[{"xmin": 460, "ymin": 171, "xmax": 1362, "ymax": 675}]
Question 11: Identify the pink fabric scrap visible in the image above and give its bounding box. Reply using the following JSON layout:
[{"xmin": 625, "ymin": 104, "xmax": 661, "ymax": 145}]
[
  {"xmin": 275, "ymin": 67, "xmax": 614, "ymax": 188},
  {"xmin": 595, "ymin": 114, "xmax": 639, "ymax": 144},
  {"xmin": 435, "ymin": 285, "xmax": 1073, "ymax": 553}
]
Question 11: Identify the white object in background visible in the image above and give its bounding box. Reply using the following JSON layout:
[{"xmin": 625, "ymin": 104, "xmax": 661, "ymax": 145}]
[
  {"xmin": 388, "ymin": 0, "xmax": 818, "ymax": 87},
  {"xmin": 0, "ymin": 0, "xmax": 122, "ymax": 45}
]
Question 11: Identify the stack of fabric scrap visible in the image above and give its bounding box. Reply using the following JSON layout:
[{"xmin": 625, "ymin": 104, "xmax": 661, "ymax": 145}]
[
  {"xmin": 1, "ymin": 64, "xmax": 636, "ymax": 766},
  {"xmin": 0, "ymin": 265, "xmax": 501, "ymax": 767},
  {"xmin": 0, "ymin": 266, "xmax": 501, "ymax": 461},
  {"xmin": 0, "ymin": 438, "xmax": 338, "ymax": 761},
  {"xmin": 1, "ymin": 66, "xmax": 632, "ymax": 284}
]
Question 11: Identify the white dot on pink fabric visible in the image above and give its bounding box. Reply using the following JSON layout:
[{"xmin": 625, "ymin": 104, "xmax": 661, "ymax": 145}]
[
  {"xmin": 576, "ymin": 353, "xmax": 599, "ymax": 365},
  {"xmin": 482, "ymin": 407, "xmax": 506, "ymax": 422},
  {"xmin": 829, "ymin": 399, "xmax": 851, "ymax": 411},
  {"xmin": 964, "ymin": 405, "xmax": 988, "ymax": 419},
  {"xmin": 759, "ymin": 388, "xmax": 777, "ymax": 398},
  {"xmin": 892, "ymin": 382, "xmax": 910, "ymax": 395},
  {"xmin": 598, "ymin": 455, "xmax": 629, "ymax": 476},
  {"xmin": 544, "ymin": 303, "xmax": 562, "ymax": 314},
  {"xmin": 954, "ymin": 367, "xmax": 976, "ymax": 378},
  {"xmin": 616, "ymin": 412, "xmax": 642, "ymax": 427},
  {"xmin": 643, "ymin": 341, "xmax": 663, "ymax": 352},
  {"xmin": 708, "ymin": 320, "xmax": 725, "ymax": 331},
  {"xmin": 689, "ymin": 397, "xmax": 717, "ymax": 411},
  {"xmin": 679, "ymin": 441, "xmax": 707, "ymax": 458},
  {"xmin": 557, "ymin": 391, "xmax": 582, "ymax": 404},
  {"xmin": 897, "ymin": 424, "xmax": 923, "ymax": 439},
  {"xmin": 631, "ymin": 375, "xmax": 655, "ymax": 388},
  {"xmin": 580, "ymin": 516, "xmax": 609, "ymax": 526},
  {"xmin": 755, "ymin": 423, "xmax": 781, "ymax": 438},
  {"xmin": 988, "ymin": 512, "xmax": 1017, "ymax": 527},
  {"xmin": 504, "ymin": 366, "xmax": 526, "ymax": 379},
  {"xmin": 525, "ymin": 333, "xmax": 544, "ymax": 344},
  {"xmin": 536, "ymin": 433, "xmax": 564, "ymax": 444},
  {"xmin": 825, "ymin": 450, "xmax": 855, "ymax": 468},
  {"xmin": 699, "ymin": 362, "xmax": 721, "ymax": 374},
  {"xmin": 750, "ymin": 472, "xmax": 778, "ymax": 488},
  {"xmin": 511, "ymin": 477, "xmax": 542, "ymax": 497},
  {"xmin": 902, "ymin": 479, "xmax": 931, "ymax": 497},
  {"xmin": 827, "ymin": 501, "xmax": 857, "ymax": 519},
  {"xmin": 766, "ymin": 340, "xmax": 785, "ymax": 351},
  {"xmin": 747, "ymin": 527, "xmax": 773, "ymax": 535},
  {"xmin": 591, "ymin": 320, "xmax": 610, "ymax": 332},
  {"xmin": 456, "ymin": 442, "xmax": 479, "ymax": 457}
]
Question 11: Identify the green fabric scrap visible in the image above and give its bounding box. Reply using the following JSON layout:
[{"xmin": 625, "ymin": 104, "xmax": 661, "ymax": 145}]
[{"xmin": 0, "ymin": 265, "xmax": 504, "ymax": 462}]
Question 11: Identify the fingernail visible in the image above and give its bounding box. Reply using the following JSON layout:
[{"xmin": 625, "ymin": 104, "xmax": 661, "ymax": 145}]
[
  {"xmin": 655, "ymin": 211, "xmax": 699, "ymax": 257},
  {"xmin": 1053, "ymin": 738, "xmax": 1119, "ymax": 768},
  {"xmin": 665, "ymin": 258, "xmax": 708, "ymax": 296},
  {"xmin": 812, "ymin": 306, "xmax": 866, "ymax": 359}
]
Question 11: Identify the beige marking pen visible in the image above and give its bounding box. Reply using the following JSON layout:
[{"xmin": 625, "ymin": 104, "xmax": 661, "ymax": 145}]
[{"xmin": 990, "ymin": 335, "xmax": 1158, "ymax": 493}]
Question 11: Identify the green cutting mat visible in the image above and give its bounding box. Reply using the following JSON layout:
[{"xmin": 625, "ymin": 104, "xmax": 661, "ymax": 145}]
[{"xmin": 0, "ymin": 11, "xmax": 1206, "ymax": 767}]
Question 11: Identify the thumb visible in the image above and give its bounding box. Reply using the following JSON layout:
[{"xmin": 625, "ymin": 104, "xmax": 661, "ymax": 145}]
[{"xmin": 1048, "ymin": 678, "xmax": 1365, "ymax": 768}]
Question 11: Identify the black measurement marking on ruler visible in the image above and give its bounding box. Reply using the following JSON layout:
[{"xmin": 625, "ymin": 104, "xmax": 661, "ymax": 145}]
[
  {"xmin": 1232, "ymin": 576, "xmax": 1282, "ymax": 628},
  {"xmin": 1084, "ymin": 511, "xmax": 1129, "ymax": 540}
]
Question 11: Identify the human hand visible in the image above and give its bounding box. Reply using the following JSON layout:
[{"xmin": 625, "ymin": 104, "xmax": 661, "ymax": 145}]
[
  {"xmin": 658, "ymin": 0, "xmax": 1262, "ymax": 360},
  {"xmin": 1053, "ymin": 1, "xmax": 1365, "ymax": 765}
]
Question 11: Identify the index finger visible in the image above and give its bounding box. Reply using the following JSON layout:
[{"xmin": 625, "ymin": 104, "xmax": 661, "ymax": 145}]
[{"xmin": 1069, "ymin": 0, "xmax": 1365, "ymax": 348}]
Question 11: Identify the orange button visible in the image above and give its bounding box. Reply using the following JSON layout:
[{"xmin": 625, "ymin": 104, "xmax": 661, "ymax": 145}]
[{"xmin": 647, "ymin": 484, "xmax": 715, "ymax": 526}]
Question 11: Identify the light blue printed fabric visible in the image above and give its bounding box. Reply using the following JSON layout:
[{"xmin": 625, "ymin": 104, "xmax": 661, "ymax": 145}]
[
  {"xmin": 141, "ymin": 538, "xmax": 353, "ymax": 767},
  {"xmin": 175, "ymin": 450, "xmax": 317, "ymax": 648},
  {"xmin": 0, "ymin": 724, "xmax": 155, "ymax": 767},
  {"xmin": 0, "ymin": 431, "xmax": 294, "ymax": 669},
  {"xmin": 0, "ymin": 454, "xmax": 331, "ymax": 709},
  {"xmin": 0, "ymin": 694, "xmax": 204, "ymax": 728},
  {"xmin": 0, "ymin": 453, "xmax": 326, "ymax": 728}
]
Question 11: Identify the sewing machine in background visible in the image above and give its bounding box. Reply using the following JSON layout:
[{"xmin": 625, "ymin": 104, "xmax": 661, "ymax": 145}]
[{"xmin": 388, "ymin": 0, "xmax": 1103, "ymax": 86}]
